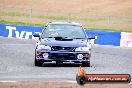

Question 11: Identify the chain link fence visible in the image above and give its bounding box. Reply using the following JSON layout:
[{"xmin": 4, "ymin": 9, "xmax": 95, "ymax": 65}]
[{"xmin": 0, "ymin": 6, "xmax": 132, "ymax": 32}]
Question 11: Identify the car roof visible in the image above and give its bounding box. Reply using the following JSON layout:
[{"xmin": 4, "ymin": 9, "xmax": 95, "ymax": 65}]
[{"xmin": 46, "ymin": 22, "xmax": 82, "ymax": 26}]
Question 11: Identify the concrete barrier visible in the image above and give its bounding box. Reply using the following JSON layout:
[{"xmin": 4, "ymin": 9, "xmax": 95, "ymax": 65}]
[{"xmin": 120, "ymin": 32, "xmax": 132, "ymax": 47}]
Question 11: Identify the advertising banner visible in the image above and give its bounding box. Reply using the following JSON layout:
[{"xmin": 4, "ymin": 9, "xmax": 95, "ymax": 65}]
[{"xmin": 0, "ymin": 23, "xmax": 121, "ymax": 46}]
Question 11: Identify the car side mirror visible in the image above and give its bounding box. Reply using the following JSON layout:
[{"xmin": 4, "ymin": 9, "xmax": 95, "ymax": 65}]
[
  {"xmin": 88, "ymin": 36, "xmax": 97, "ymax": 45},
  {"xmin": 33, "ymin": 33, "xmax": 41, "ymax": 40},
  {"xmin": 88, "ymin": 36, "xmax": 97, "ymax": 40},
  {"xmin": 33, "ymin": 33, "xmax": 40, "ymax": 37}
]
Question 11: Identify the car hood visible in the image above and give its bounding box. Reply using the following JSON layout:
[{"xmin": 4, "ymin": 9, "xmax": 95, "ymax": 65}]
[{"xmin": 40, "ymin": 38, "xmax": 88, "ymax": 47}]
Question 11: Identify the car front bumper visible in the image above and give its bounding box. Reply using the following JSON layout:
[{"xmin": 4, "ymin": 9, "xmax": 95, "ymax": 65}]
[{"xmin": 35, "ymin": 49, "xmax": 91, "ymax": 62}]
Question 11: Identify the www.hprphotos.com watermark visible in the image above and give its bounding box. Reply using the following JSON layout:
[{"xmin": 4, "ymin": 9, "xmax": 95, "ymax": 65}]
[{"xmin": 76, "ymin": 67, "xmax": 131, "ymax": 85}]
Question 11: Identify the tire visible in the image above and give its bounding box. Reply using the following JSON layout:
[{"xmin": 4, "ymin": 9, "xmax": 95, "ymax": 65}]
[
  {"xmin": 56, "ymin": 61, "xmax": 62, "ymax": 65},
  {"xmin": 82, "ymin": 61, "xmax": 90, "ymax": 67},
  {"xmin": 34, "ymin": 52, "xmax": 43, "ymax": 67},
  {"xmin": 35, "ymin": 59, "xmax": 44, "ymax": 67}
]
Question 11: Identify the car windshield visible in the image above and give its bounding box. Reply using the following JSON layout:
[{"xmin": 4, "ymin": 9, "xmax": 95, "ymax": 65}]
[{"xmin": 41, "ymin": 24, "xmax": 86, "ymax": 39}]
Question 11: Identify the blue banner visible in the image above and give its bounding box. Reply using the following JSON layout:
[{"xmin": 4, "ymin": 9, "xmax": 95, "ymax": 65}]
[
  {"xmin": 86, "ymin": 30, "xmax": 121, "ymax": 46},
  {"xmin": 0, "ymin": 23, "xmax": 42, "ymax": 39},
  {"xmin": 0, "ymin": 23, "xmax": 121, "ymax": 46}
]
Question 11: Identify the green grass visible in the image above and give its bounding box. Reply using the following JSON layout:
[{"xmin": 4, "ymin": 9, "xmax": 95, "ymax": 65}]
[
  {"xmin": 0, "ymin": 20, "xmax": 45, "ymax": 27},
  {"xmin": 0, "ymin": 11, "xmax": 110, "ymax": 22},
  {"xmin": 0, "ymin": 11, "xmax": 68, "ymax": 21},
  {"xmin": 0, "ymin": 11, "xmax": 132, "ymax": 32},
  {"xmin": 34, "ymin": 15, "xmax": 67, "ymax": 20},
  {"xmin": 87, "ymin": 27, "xmax": 132, "ymax": 32},
  {"xmin": 86, "ymin": 18, "xmax": 106, "ymax": 22},
  {"xmin": 1, "ymin": 20, "xmax": 132, "ymax": 32},
  {"xmin": 0, "ymin": 11, "xmax": 28, "ymax": 17}
]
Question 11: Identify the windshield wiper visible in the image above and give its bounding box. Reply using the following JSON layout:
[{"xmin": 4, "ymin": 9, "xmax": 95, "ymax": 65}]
[
  {"xmin": 47, "ymin": 37, "xmax": 54, "ymax": 38},
  {"xmin": 74, "ymin": 38, "xmax": 85, "ymax": 39},
  {"xmin": 48, "ymin": 36, "xmax": 71, "ymax": 39},
  {"xmin": 52, "ymin": 36, "xmax": 73, "ymax": 41},
  {"xmin": 47, "ymin": 37, "xmax": 84, "ymax": 39}
]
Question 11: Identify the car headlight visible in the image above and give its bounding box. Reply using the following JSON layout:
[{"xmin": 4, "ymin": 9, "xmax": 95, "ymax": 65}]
[
  {"xmin": 37, "ymin": 45, "xmax": 51, "ymax": 50},
  {"xmin": 75, "ymin": 47, "xmax": 90, "ymax": 52},
  {"xmin": 77, "ymin": 54, "xmax": 83, "ymax": 59},
  {"xmin": 43, "ymin": 53, "xmax": 49, "ymax": 58}
]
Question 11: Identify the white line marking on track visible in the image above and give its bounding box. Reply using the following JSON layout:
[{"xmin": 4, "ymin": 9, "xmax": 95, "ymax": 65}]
[
  {"xmin": 0, "ymin": 44, "xmax": 33, "ymax": 46},
  {"xmin": 0, "ymin": 81, "xmax": 17, "ymax": 83},
  {"xmin": 43, "ymin": 80, "xmax": 77, "ymax": 83},
  {"xmin": 129, "ymin": 82, "xmax": 132, "ymax": 84},
  {"xmin": 65, "ymin": 80, "xmax": 77, "ymax": 83}
]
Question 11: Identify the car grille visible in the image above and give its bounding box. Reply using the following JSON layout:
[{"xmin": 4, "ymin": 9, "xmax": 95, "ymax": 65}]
[
  {"xmin": 50, "ymin": 53, "xmax": 76, "ymax": 60},
  {"xmin": 51, "ymin": 46, "xmax": 75, "ymax": 51}
]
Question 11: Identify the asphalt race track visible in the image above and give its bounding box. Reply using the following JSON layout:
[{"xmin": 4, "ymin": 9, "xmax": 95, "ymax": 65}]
[{"xmin": 0, "ymin": 37, "xmax": 132, "ymax": 81}]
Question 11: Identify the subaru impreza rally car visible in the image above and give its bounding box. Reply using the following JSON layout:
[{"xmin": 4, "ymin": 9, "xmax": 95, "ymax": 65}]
[{"xmin": 33, "ymin": 22, "xmax": 95, "ymax": 67}]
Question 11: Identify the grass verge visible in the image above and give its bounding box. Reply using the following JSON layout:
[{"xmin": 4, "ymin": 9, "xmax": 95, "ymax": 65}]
[
  {"xmin": 0, "ymin": 20, "xmax": 45, "ymax": 27},
  {"xmin": 0, "ymin": 20, "xmax": 132, "ymax": 32}
]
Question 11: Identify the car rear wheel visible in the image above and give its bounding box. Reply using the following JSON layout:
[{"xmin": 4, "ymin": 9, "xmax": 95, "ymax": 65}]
[{"xmin": 82, "ymin": 61, "xmax": 90, "ymax": 67}]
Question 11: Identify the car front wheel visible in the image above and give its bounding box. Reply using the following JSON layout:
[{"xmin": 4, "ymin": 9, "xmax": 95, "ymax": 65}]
[
  {"xmin": 34, "ymin": 53, "xmax": 43, "ymax": 66},
  {"xmin": 35, "ymin": 59, "xmax": 44, "ymax": 67},
  {"xmin": 82, "ymin": 61, "xmax": 90, "ymax": 67}
]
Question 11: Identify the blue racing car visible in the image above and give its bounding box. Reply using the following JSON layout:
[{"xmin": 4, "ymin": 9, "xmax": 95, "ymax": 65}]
[{"xmin": 33, "ymin": 22, "xmax": 95, "ymax": 67}]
